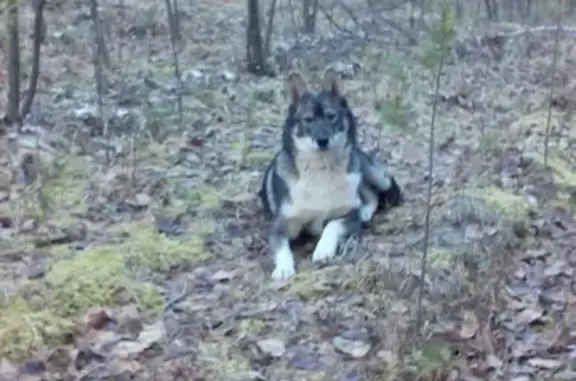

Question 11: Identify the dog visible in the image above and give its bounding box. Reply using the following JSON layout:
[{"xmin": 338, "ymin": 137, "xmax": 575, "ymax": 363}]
[{"xmin": 259, "ymin": 69, "xmax": 403, "ymax": 280}]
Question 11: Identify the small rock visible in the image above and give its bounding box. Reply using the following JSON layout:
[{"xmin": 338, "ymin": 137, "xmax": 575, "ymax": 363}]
[
  {"xmin": 256, "ymin": 338, "xmax": 286, "ymax": 358},
  {"xmin": 332, "ymin": 336, "xmax": 371, "ymax": 358}
]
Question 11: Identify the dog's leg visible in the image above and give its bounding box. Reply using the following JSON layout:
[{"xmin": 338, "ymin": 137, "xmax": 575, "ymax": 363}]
[
  {"xmin": 312, "ymin": 209, "xmax": 362, "ymax": 263},
  {"xmin": 358, "ymin": 184, "xmax": 379, "ymax": 223},
  {"xmin": 270, "ymin": 217, "xmax": 297, "ymax": 280},
  {"xmin": 364, "ymin": 162, "xmax": 403, "ymax": 207}
]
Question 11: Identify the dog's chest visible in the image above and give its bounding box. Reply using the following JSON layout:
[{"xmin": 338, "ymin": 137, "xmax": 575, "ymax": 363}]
[{"xmin": 286, "ymin": 165, "xmax": 361, "ymax": 224}]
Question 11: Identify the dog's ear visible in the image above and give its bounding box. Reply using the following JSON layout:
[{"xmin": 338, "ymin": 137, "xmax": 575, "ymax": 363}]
[
  {"xmin": 286, "ymin": 71, "xmax": 307, "ymax": 104},
  {"xmin": 322, "ymin": 68, "xmax": 341, "ymax": 97}
]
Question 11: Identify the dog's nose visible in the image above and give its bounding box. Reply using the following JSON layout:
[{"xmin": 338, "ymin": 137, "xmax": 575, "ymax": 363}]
[{"xmin": 316, "ymin": 138, "xmax": 329, "ymax": 149}]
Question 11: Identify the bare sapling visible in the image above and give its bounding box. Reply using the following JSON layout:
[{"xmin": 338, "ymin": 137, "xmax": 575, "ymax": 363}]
[
  {"xmin": 164, "ymin": 0, "xmax": 184, "ymax": 129},
  {"xmin": 543, "ymin": 1, "xmax": 563, "ymax": 167},
  {"xmin": 415, "ymin": 1, "xmax": 455, "ymax": 336},
  {"xmin": 89, "ymin": 0, "xmax": 110, "ymax": 166}
]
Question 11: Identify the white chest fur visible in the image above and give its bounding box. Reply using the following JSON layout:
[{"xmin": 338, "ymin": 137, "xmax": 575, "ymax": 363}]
[{"xmin": 281, "ymin": 153, "xmax": 362, "ymax": 237}]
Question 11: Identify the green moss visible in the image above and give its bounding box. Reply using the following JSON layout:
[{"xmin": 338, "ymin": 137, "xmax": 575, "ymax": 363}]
[
  {"xmin": 0, "ymin": 296, "xmax": 76, "ymax": 360},
  {"xmin": 198, "ymin": 341, "xmax": 253, "ymax": 381},
  {"xmin": 545, "ymin": 157, "xmax": 576, "ymax": 188},
  {"xmin": 170, "ymin": 180, "xmax": 221, "ymax": 208},
  {"xmin": 245, "ymin": 149, "xmax": 275, "ymax": 165},
  {"xmin": 0, "ymin": 247, "xmax": 163, "ymax": 361},
  {"xmin": 237, "ymin": 319, "xmax": 267, "ymax": 335},
  {"xmin": 428, "ymin": 248, "xmax": 460, "ymax": 269},
  {"xmin": 467, "ymin": 186, "xmax": 533, "ymax": 222},
  {"xmin": 112, "ymin": 220, "xmax": 210, "ymax": 272},
  {"xmin": 38, "ymin": 156, "xmax": 89, "ymax": 217},
  {"xmin": 47, "ymin": 248, "xmax": 162, "ymax": 314},
  {"xmin": 284, "ymin": 267, "xmax": 338, "ymax": 300}
]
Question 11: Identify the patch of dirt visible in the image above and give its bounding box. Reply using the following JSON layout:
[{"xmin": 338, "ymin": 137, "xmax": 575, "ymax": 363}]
[{"xmin": 1, "ymin": 0, "xmax": 576, "ymax": 380}]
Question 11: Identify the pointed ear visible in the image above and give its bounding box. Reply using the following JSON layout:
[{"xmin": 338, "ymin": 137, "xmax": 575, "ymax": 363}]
[
  {"xmin": 286, "ymin": 71, "xmax": 307, "ymax": 104},
  {"xmin": 322, "ymin": 68, "xmax": 341, "ymax": 96}
]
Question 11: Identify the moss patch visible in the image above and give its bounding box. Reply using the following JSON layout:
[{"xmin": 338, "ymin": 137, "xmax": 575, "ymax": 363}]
[
  {"xmin": 541, "ymin": 156, "xmax": 576, "ymax": 188},
  {"xmin": 111, "ymin": 220, "xmax": 210, "ymax": 272},
  {"xmin": 0, "ymin": 248, "xmax": 163, "ymax": 361},
  {"xmin": 42, "ymin": 155, "xmax": 89, "ymax": 211},
  {"xmin": 283, "ymin": 267, "xmax": 342, "ymax": 300},
  {"xmin": 467, "ymin": 186, "xmax": 533, "ymax": 223},
  {"xmin": 197, "ymin": 340, "xmax": 253, "ymax": 381}
]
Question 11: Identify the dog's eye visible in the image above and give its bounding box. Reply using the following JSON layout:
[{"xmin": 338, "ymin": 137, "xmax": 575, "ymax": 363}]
[
  {"xmin": 302, "ymin": 115, "xmax": 314, "ymax": 124},
  {"xmin": 325, "ymin": 112, "xmax": 338, "ymax": 122}
]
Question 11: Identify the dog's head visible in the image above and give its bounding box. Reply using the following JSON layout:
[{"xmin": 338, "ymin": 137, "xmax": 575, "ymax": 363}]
[{"xmin": 283, "ymin": 69, "xmax": 354, "ymax": 154}]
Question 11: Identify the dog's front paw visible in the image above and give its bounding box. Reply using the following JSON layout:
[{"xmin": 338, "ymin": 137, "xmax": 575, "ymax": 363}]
[
  {"xmin": 359, "ymin": 203, "xmax": 377, "ymax": 223},
  {"xmin": 272, "ymin": 263, "xmax": 296, "ymax": 280},
  {"xmin": 312, "ymin": 234, "xmax": 338, "ymax": 263},
  {"xmin": 272, "ymin": 245, "xmax": 296, "ymax": 280}
]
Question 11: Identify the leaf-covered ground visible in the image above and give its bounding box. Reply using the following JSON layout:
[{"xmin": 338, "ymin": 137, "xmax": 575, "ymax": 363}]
[{"xmin": 1, "ymin": 1, "xmax": 576, "ymax": 380}]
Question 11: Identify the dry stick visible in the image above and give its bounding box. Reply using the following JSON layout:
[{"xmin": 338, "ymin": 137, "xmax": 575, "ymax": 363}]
[
  {"xmin": 543, "ymin": 2, "xmax": 563, "ymax": 167},
  {"xmin": 415, "ymin": 30, "xmax": 450, "ymax": 336},
  {"xmin": 164, "ymin": 0, "xmax": 184, "ymax": 129},
  {"xmin": 20, "ymin": 0, "xmax": 46, "ymax": 120}
]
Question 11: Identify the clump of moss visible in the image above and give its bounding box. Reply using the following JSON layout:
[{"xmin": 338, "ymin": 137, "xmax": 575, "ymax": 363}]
[
  {"xmin": 465, "ymin": 186, "xmax": 533, "ymax": 225},
  {"xmin": 0, "ymin": 247, "xmax": 163, "ymax": 361},
  {"xmin": 471, "ymin": 186, "xmax": 532, "ymax": 219},
  {"xmin": 197, "ymin": 340, "xmax": 253, "ymax": 381},
  {"xmin": 111, "ymin": 220, "xmax": 210, "ymax": 272},
  {"xmin": 41, "ymin": 155, "xmax": 89, "ymax": 211}
]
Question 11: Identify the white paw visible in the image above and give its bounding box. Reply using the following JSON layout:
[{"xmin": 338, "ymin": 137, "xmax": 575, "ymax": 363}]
[
  {"xmin": 359, "ymin": 203, "xmax": 377, "ymax": 223},
  {"xmin": 272, "ymin": 244, "xmax": 296, "ymax": 280},
  {"xmin": 312, "ymin": 220, "xmax": 343, "ymax": 263},
  {"xmin": 312, "ymin": 239, "xmax": 338, "ymax": 263}
]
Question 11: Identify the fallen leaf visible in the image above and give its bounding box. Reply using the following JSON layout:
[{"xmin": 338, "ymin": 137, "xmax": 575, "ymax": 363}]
[
  {"xmin": 460, "ymin": 310, "xmax": 479, "ymax": 339},
  {"xmin": 83, "ymin": 307, "xmax": 112, "ymax": 330},
  {"xmin": 515, "ymin": 307, "xmax": 544, "ymax": 326},
  {"xmin": 332, "ymin": 336, "xmax": 371, "ymax": 358},
  {"xmin": 256, "ymin": 338, "xmax": 286, "ymax": 357},
  {"xmin": 125, "ymin": 193, "xmax": 151, "ymax": 207},
  {"xmin": 110, "ymin": 321, "xmax": 164, "ymax": 358},
  {"xmin": 527, "ymin": 357, "xmax": 562, "ymax": 369},
  {"xmin": 210, "ymin": 269, "xmax": 239, "ymax": 282}
]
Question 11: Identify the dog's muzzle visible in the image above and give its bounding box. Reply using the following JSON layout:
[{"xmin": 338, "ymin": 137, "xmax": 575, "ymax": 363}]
[{"xmin": 316, "ymin": 138, "xmax": 329, "ymax": 150}]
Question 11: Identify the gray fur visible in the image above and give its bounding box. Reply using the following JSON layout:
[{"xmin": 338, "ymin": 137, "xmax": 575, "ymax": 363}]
[{"xmin": 259, "ymin": 69, "xmax": 403, "ymax": 280}]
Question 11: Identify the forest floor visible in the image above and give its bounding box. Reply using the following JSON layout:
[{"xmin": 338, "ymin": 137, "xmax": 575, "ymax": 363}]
[{"xmin": 1, "ymin": 1, "xmax": 576, "ymax": 380}]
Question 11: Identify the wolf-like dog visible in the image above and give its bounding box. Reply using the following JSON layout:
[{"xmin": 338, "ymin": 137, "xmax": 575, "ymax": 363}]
[{"xmin": 259, "ymin": 69, "xmax": 403, "ymax": 280}]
